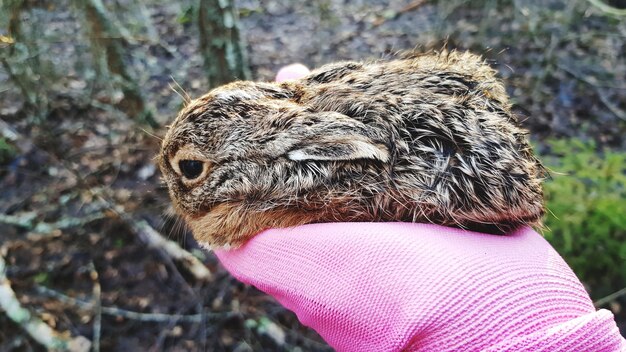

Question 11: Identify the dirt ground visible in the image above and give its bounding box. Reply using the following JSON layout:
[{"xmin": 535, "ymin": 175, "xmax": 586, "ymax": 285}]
[{"xmin": 0, "ymin": 0, "xmax": 624, "ymax": 351}]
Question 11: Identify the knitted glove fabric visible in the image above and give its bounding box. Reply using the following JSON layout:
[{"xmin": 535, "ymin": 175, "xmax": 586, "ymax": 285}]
[
  {"xmin": 275, "ymin": 63, "xmax": 311, "ymax": 82},
  {"xmin": 214, "ymin": 223, "xmax": 625, "ymax": 351}
]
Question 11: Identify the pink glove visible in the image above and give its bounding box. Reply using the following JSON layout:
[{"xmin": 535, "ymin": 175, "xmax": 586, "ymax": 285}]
[
  {"xmin": 215, "ymin": 223, "xmax": 625, "ymax": 351},
  {"xmin": 275, "ymin": 63, "xmax": 311, "ymax": 82}
]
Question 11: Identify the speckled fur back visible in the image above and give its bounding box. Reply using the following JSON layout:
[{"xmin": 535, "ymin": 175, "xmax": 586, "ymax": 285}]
[{"xmin": 159, "ymin": 51, "xmax": 546, "ymax": 248}]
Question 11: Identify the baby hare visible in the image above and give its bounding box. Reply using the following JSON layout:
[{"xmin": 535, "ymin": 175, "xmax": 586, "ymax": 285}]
[{"xmin": 159, "ymin": 51, "xmax": 545, "ymax": 248}]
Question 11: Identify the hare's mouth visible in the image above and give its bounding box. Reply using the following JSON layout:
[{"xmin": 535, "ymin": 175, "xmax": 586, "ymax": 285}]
[
  {"xmin": 183, "ymin": 201, "xmax": 329, "ymax": 248},
  {"xmin": 182, "ymin": 200, "xmax": 220, "ymax": 219},
  {"xmin": 183, "ymin": 203, "xmax": 248, "ymax": 248}
]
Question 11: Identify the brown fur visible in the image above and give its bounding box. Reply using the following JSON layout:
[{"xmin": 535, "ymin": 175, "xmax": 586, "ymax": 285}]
[
  {"xmin": 186, "ymin": 203, "xmax": 320, "ymax": 247},
  {"xmin": 158, "ymin": 51, "xmax": 546, "ymax": 248}
]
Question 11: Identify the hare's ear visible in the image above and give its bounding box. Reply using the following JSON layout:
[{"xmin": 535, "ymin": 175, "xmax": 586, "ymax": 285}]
[
  {"xmin": 286, "ymin": 113, "xmax": 390, "ymax": 162},
  {"xmin": 288, "ymin": 137, "xmax": 389, "ymax": 162}
]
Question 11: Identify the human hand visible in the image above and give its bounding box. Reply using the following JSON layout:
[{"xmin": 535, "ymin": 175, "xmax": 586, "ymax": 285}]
[
  {"xmin": 213, "ymin": 65, "xmax": 625, "ymax": 351},
  {"xmin": 215, "ymin": 223, "xmax": 625, "ymax": 351}
]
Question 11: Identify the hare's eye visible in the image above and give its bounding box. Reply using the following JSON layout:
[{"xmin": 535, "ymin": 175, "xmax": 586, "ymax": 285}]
[{"xmin": 179, "ymin": 160, "xmax": 204, "ymax": 180}]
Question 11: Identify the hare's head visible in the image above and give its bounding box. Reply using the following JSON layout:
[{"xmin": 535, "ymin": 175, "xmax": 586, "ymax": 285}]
[{"xmin": 158, "ymin": 80, "xmax": 390, "ymax": 247}]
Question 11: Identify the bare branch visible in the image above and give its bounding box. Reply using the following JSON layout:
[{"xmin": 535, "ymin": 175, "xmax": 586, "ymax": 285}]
[
  {"xmin": 88, "ymin": 262, "xmax": 102, "ymax": 352},
  {"xmin": 596, "ymin": 89, "xmax": 626, "ymax": 121},
  {"xmin": 130, "ymin": 219, "xmax": 213, "ymax": 282},
  {"xmin": 77, "ymin": 0, "xmax": 156, "ymax": 126},
  {"xmin": 198, "ymin": 0, "xmax": 251, "ymax": 87},
  {"xmin": 0, "ymin": 248, "xmax": 91, "ymax": 352},
  {"xmin": 35, "ymin": 285, "xmax": 235, "ymax": 323},
  {"xmin": 586, "ymin": 0, "xmax": 626, "ymax": 16},
  {"xmin": 0, "ymin": 211, "xmax": 108, "ymax": 234},
  {"xmin": 594, "ymin": 287, "xmax": 626, "ymax": 308}
]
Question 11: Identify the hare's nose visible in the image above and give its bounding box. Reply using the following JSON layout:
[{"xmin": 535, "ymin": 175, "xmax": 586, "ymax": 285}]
[{"xmin": 179, "ymin": 160, "xmax": 204, "ymax": 180}]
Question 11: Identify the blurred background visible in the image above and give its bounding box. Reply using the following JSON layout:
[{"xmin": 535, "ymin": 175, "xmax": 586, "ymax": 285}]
[{"xmin": 0, "ymin": 0, "xmax": 624, "ymax": 350}]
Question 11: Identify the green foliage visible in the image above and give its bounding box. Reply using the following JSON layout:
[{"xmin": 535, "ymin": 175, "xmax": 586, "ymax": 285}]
[
  {"xmin": 244, "ymin": 317, "xmax": 286, "ymax": 346},
  {"xmin": 541, "ymin": 139, "xmax": 626, "ymax": 298},
  {"xmin": 177, "ymin": 4, "xmax": 194, "ymax": 24},
  {"xmin": 33, "ymin": 272, "xmax": 50, "ymax": 284},
  {"xmin": 0, "ymin": 136, "xmax": 17, "ymax": 167}
]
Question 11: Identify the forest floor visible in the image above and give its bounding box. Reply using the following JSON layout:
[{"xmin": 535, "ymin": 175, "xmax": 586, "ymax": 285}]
[{"xmin": 0, "ymin": 0, "xmax": 624, "ymax": 351}]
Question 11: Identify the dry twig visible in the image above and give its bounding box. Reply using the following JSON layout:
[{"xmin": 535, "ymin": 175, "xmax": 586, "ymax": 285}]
[
  {"xmin": 556, "ymin": 63, "xmax": 626, "ymax": 121},
  {"xmin": 596, "ymin": 89, "xmax": 626, "ymax": 121},
  {"xmin": 586, "ymin": 0, "xmax": 626, "ymax": 16},
  {"xmin": 594, "ymin": 287, "xmax": 626, "ymax": 308},
  {"xmin": 0, "ymin": 211, "xmax": 108, "ymax": 234},
  {"xmin": 88, "ymin": 262, "xmax": 102, "ymax": 352},
  {"xmin": 129, "ymin": 219, "xmax": 213, "ymax": 282},
  {"xmin": 35, "ymin": 285, "xmax": 234, "ymax": 323},
  {"xmin": 557, "ymin": 63, "xmax": 626, "ymax": 90},
  {"xmin": 372, "ymin": 0, "xmax": 428, "ymax": 27},
  {"xmin": 0, "ymin": 247, "xmax": 91, "ymax": 352}
]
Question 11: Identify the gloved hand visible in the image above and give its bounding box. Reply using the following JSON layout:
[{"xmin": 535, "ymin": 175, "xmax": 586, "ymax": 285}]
[
  {"xmin": 215, "ymin": 223, "xmax": 625, "ymax": 351},
  {"xmin": 214, "ymin": 65, "xmax": 625, "ymax": 351}
]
